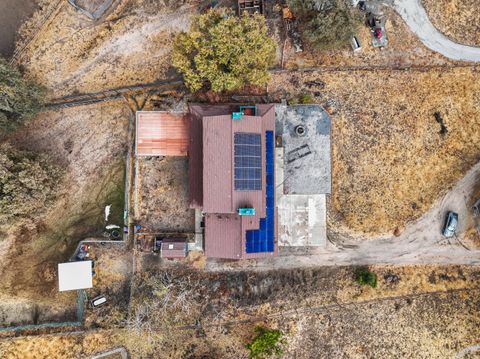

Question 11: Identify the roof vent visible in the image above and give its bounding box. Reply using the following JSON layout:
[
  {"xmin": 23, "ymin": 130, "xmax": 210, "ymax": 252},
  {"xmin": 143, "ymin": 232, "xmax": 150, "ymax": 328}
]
[
  {"xmin": 232, "ymin": 112, "xmax": 243, "ymax": 120},
  {"xmin": 295, "ymin": 125, "xmax": 306, "ymax": 136},
  {"xmin": 238, "ymin": 208, "xmax": 255, "ymax": 216}
]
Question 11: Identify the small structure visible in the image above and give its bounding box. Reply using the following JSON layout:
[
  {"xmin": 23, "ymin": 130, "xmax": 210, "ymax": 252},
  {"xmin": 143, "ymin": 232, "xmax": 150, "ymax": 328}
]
[
  {"xmin": 160, "ymin": 239, "xmax": 188, "ymax": 259},
  {"xmin": 238, "ymin": 0, "xmax": 264, "ymax": 16},
  {"xmin": 136, "ymin": 112, "xmax": 189, "ymax": 156},
  {"xmin": 58, "ymin": 261, "xmax": 93, "ymax": 292}
]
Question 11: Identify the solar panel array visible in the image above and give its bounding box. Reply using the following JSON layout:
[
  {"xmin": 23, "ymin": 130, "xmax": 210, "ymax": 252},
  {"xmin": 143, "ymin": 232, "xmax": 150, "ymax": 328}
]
[
  {"xmin": 234, "ymin": 133, "xmax": 262, "ymax": 191},
  {"xmin": 246, "ymin": 131, "xmax": 275, "ymax": 254}
]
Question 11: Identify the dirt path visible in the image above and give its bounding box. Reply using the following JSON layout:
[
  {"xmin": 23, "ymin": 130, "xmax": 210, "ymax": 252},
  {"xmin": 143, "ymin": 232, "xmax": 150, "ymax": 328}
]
[
  {"xmin": 208, "ymin": 161, "xmax": 480, "ymax": 270},
  {"xmin": 0, "ymin": 0, "xmax": 37, "ymax": 58},
  {"xmin": 391, "ymin": 0, "xmax": 480, "ymax": 62}
]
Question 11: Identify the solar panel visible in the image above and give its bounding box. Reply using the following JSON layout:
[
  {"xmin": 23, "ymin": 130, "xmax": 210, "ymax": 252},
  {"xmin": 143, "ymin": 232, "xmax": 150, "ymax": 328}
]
[
  {"xmin": 234, "ymin": 133, "xmax": 262, "ymax": 191},
  {"xmin": 246, "ymin": 131, "xmax": 275, "ymax": 254}
]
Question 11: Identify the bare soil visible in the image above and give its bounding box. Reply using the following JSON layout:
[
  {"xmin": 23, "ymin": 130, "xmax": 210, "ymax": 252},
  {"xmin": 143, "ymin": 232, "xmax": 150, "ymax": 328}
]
[
  {"xmin": 136, "ymin": 157, "xmax": 194, "ymax": 233},
  {"xmin": 15, "ymin": 0, "xmax": 198, "ymax": 98},
  {"xmin": 422, "ymin": 0, "xmax": 480, "ymax": 47},
  {"xmin": 0, "ymin": 0, "xmax": 37, "ymax": 58}
]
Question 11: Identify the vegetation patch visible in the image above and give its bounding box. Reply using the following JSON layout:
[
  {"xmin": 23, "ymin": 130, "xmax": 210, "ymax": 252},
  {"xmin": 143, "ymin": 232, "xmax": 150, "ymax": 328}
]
[
  {"xmin": 288, "ymin": 0, "xmax": 363, "ymax": 50},
  {"xmin": 246, "ymin": 326, "xmax": 286, "ymax": 359},
  {"xmin": 0, "ymin": 143, "xmax": 63, "ymax": 226},
  {"xmin": 356, "ymin": 269, "xmax": 378, "ymax": 288},
  {"xmin": 172, "ymin": 8, "xmax": 276, "ymax": 92},
  {"xmin": 0, "ymin": 58, "xmax": 45, "ymax": 134}
]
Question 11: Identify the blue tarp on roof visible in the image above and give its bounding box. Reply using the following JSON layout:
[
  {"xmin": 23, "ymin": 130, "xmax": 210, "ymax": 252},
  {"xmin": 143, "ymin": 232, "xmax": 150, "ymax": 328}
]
[{"xmin": 246, "ymin": 131, "xmax": 275, "ymax": 253}]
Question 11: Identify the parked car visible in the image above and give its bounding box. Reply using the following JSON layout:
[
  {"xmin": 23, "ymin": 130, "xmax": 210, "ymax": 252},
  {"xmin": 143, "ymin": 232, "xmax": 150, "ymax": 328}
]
[
  {"xmin": 91, "ymin": 295, "xmax": 107, "ymax": 308},
  {"xmin": 442, "ymin": 211, "xmax": 458, "ymax": 238}
]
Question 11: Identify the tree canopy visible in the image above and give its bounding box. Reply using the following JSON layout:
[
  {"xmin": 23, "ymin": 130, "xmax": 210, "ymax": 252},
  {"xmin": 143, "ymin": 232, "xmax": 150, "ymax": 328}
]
[
  {"xmin": 0, "ymin": 144, "xmax": 63, "ymax": 225},
  {"xmin": 289, "ymin": 0, "xmax": 363, "ymax": 50},
  {"xmin": 0, "ymin": 58, "xmax": 45, "ymax": 134},
  {"xmin": 172, "ymin": 9, "xmax": 276, "ymax": 92}
]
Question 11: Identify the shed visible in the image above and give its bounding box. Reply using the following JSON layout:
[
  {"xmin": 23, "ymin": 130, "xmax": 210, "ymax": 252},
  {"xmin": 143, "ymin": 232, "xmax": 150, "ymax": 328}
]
[
  {"xmin": 58, "ymin": 261, "xmax": 93, "ymax": 291},
  {"xmin": 161, "ymin": 239, "xmax": 187, "ymax": 259}
]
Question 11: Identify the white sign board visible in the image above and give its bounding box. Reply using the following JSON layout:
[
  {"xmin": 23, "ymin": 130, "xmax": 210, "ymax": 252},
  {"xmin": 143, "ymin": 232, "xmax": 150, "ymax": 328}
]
[{"xmin": 58, "ymin": 261, "xmax": 93, "ymax": 291}]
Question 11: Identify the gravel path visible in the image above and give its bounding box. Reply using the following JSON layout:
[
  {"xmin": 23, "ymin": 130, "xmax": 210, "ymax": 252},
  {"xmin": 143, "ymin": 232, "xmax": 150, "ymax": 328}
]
[{"xmin": 392, "ymin": 0, "xmax": 480, "ymax": 62}]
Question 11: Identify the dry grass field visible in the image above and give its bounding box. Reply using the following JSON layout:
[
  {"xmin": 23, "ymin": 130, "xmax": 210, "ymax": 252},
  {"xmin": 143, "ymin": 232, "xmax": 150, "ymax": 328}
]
[
  {"xmin": 0, "ymin": 102, "xmax": 128, "ymax": 305},
  {"xmin": 269, "ymin": 67, "xmax": 480, "ymax": 235},
  {"xmin": 1, "ymin": 265, "xmax": 479, "ymax": 358},
  {"xmin": 422, "ymin": 0, "xmax": 480, "ymax": 47}
]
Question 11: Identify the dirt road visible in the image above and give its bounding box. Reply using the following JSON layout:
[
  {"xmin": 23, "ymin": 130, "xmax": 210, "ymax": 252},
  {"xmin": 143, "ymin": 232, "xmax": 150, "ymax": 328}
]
[
  {"xmin": 0, "ymin": 0, "xmax": 37, "ymax": 58},
  {"xmin": 208, "ymin": 161, "xmax": 480, "ymax": 270},
  {"xmin": 392, "ymin": 0, "xmax": 480, "ymax": 62}
]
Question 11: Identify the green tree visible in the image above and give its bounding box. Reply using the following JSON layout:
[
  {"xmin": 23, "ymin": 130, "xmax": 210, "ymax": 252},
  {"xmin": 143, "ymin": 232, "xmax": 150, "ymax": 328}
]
[
  {"xmin": 0, "ymin": 144, "xmax": 63, "ymax": 225},
  {"xmin": 172, "ymin": 9, "xmax": 276, "ymax": 92},
  {"xmin": 245, "ymin": 326, "xmax": 286, "ymax": 359},
  {"xmin": 0, "ymin": 58, "xmax": 45, "ymax": 134},
  {"xmin": 356, "ymin": 269, "xmax": 378, "ymax": 288},
  {"xmin": 289, "ymin": 0, "xmax": 363, "ymax": 50}
]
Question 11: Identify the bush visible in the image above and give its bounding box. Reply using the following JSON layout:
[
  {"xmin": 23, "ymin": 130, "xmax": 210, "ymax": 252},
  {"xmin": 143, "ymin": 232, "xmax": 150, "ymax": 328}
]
[
  {"xmin": 0, "ymin": 58, "xmax": 45, "ymax": 134},
  {"xmin": 172, "ymin": 8, "xmax": 276, "ymax": 92},
  {"xmin": 245, "ymin": 326, "xmax": 286, "ymax": 359},
  {"xmin": 0, "ymin": 144, "xmax": 63, "ymax": 224},
  {"xmin": 356, "ymin": 269, "xmax": 378, "ymax": 288},
  {"xmin": 289, "ymin": 0, "xmax": 363, "ymax": 50}
]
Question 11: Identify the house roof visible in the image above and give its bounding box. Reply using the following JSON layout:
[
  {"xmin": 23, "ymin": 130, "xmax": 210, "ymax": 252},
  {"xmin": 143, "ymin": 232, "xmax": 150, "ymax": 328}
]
[
  {"xmin": 136, "ymin": 112, "xmax": 189, "ymax": 156},
  {"xmin": 188, "ymin": 104, "xmax": 277, "ymax": 259},
  {"xmin": 58, "ymin": 261, "xmax": 93, "ymax": 291}
]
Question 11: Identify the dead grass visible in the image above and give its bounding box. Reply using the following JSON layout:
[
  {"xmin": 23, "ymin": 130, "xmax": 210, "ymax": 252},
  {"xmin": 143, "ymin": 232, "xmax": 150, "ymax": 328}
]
[
  {"xmin": 422, "ymin": 0, "xmax": 480, "ymax": 47},
  {"xmin": 16, "ymin": 0, "xmax": 198, "ymax": 98},
  {"xmin": 282, "ymin": 8, "xmax": 460, "ymax": 70},
  {"xmin": 136, "ymin": 157, "xmax": 194, "ymax": 232},
  {"xmin": 269, "ymin": 67, "xmax": 480, "ymax": 235},
  {"xmin": 0, "ymin": 101, "xmax": 128, "ymax": 304},
  {"xmin": 1, "ymin": 264, "xmax": 479, "ymax": 358}
]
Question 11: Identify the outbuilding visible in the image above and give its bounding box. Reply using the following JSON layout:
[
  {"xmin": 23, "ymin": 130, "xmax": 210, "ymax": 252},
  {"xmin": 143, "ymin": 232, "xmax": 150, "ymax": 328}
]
[{"xmin": 58, "ymin": 261, "xmax": 93, "ymax": 292}]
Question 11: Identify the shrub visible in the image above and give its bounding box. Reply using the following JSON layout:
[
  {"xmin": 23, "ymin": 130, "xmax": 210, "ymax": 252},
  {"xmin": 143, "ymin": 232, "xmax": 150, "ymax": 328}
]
[
  {"xmin": 0, "ymin": 144, "xmax": 63, "ymax": 225},
  {"xmin": 172, "ymin": 8, "xmax": 276, "ymax": 92},
  {"xmin": 0, "ymin": 58, "xmax": 45, "ymax": 134},
  {"xmin": 245, "ymin": 326, "xmax": 286, "ymax": 359},
  {"xmin": 356, "ymin": 269, "xmax": 378, "ymax": 288},
  {"xmin": 288, "ymin": 0, "xmax": 363, "ymax": 50}
]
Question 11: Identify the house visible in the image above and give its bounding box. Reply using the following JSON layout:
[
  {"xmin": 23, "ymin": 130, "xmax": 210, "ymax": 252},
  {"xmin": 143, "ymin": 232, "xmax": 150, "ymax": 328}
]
[{"xmin": 188, "ymin": 104, "xmax": 277, "ymax": 259}]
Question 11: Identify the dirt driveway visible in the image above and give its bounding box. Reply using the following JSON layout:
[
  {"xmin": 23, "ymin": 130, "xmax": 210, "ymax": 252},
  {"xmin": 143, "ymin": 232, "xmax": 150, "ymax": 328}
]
[
  {"xmin": 208, "ymin": 161, "xmax": 480, "ymax": 271},
  {"xmin": 0, "ymin": 0, "xmax": 37, "ymax": 58}
]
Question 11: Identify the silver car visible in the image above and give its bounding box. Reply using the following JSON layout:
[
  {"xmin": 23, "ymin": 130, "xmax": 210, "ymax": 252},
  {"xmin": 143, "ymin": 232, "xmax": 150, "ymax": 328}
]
[{"xmin": 442, "ymin": 211, "xmax": 458, "ymax": 238}]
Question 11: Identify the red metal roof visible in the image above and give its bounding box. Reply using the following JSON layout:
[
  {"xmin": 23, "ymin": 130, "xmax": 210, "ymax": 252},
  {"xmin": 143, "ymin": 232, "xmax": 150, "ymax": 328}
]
[
  {"xmin": 136, "ymin": 112, "xmax": 189, "ymax": 156},
  {"xmin": 188, "ymin": 104, "xmax": 277, "ymax": 259},
  {"xmin": 161, "ymin": 239, "xmax": 187, "ymax": 259}
]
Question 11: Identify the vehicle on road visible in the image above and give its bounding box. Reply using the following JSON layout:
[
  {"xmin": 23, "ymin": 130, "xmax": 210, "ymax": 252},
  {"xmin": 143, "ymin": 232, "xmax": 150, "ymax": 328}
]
[{"xmin": 442, "ymin": 211, "xmax": 458, "ymax": 238}]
